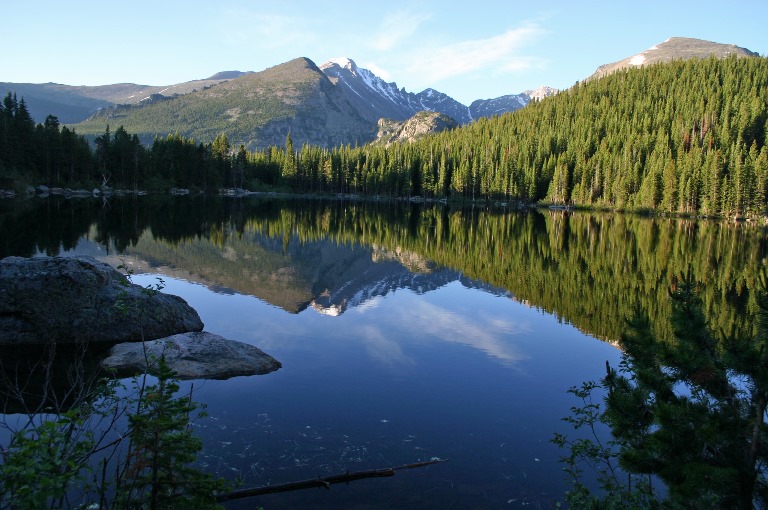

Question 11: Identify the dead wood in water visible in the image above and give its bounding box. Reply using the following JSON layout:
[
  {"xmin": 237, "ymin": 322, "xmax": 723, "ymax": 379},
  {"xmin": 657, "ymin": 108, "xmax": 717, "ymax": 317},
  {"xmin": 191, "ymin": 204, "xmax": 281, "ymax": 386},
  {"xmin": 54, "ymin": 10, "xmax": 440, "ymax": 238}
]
[{"xmin": 215, "ymin": 458, "xmax": 448, "ymax": 502}]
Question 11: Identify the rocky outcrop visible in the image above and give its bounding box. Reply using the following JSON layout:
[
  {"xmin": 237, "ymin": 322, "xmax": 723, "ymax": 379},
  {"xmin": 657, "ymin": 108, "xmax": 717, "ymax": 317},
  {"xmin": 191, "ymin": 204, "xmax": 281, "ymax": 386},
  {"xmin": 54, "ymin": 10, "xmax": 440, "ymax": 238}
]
[
  {"xmin": 0, "ymin": 256, "xmax": 203, "ymax": 345},
  {"xmin": 101, "ymin": 332, "xmax": 282, "ymax": 380},
  {"xmin": 374, "ymin": 111, "xmax": 458, "ymax": 146}
]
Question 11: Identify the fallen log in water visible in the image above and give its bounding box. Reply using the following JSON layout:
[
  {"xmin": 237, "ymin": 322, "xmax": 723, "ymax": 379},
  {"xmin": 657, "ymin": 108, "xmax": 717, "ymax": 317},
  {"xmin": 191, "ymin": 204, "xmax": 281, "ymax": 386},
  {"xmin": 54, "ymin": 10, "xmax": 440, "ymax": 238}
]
[{"xmin": 215, "ymin": 458, "xmax": 448, "ymax": 502}]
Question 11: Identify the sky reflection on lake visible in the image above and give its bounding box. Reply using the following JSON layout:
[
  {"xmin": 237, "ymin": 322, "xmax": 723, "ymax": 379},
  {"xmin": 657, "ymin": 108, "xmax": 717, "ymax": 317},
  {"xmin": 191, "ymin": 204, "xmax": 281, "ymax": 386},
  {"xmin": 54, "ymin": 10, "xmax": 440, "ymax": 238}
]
[
  {"xmin": 9, "ymin": 196, "xmax": 760, "ymax": 507},
  {"xmin": 131, "ymin": 272, "xmax": 622, "ymax": 509}
]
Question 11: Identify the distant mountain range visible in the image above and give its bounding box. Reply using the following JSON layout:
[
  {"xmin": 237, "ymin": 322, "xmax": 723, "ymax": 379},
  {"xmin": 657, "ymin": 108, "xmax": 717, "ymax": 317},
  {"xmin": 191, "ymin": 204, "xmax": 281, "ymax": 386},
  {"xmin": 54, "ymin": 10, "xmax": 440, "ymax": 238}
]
[
  {"xmin": 89, "ymin": 229, "xmax": 512, "ymax": 317},
  {"xmin": 0, "ymin": 75, "xmax": 238, "ymax": 125},
  {"xmin": 1, "ymin": 57, "xmax": 553, "ymax": 128},
  {"xmin": 0, "ymin": 37, "xmax": 757, "ymax": 150},
  {"xmin": 0, "ymin": 55, "xmax": 556, "ymax": 149},
  {"xmin": 319, "ymin": 57, "xmax": 557, "ymax": 125}
]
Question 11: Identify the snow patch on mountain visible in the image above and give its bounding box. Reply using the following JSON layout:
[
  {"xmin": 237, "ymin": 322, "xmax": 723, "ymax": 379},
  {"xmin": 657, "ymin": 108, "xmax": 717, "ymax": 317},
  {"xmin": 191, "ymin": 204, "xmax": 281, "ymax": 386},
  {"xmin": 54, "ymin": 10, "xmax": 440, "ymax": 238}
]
[
  {"xmin": 523, "ymin": 86, "xmax": 558, "ymax": 101},
  {"xmin": 320, "ymin": 55, "xmax": 556, "ymax": 125},
  {"xmin": 323, "ymin": 57, "xmax": 357, "ymax": 72}
]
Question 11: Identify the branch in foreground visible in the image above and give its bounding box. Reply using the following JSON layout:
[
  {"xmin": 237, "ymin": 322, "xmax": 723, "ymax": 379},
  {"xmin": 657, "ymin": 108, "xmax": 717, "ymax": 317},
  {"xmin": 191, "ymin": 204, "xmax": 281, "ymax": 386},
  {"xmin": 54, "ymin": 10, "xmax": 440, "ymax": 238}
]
[{"xmin": 215, "ymin": 458, "xmax": 449, "ymax": 502}]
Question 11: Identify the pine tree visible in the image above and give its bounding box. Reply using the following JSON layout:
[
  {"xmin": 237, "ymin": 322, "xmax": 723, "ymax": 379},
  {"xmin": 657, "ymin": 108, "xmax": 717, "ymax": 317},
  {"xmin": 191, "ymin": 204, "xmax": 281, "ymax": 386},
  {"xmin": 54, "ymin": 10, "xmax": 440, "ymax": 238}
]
[
  {"xmin": 118, "ymin": 356, "xmax": 225, "ymax": 509},
  {"xmin": 599, "ymin": 274, "xmax": 768, "ymax": 508}
]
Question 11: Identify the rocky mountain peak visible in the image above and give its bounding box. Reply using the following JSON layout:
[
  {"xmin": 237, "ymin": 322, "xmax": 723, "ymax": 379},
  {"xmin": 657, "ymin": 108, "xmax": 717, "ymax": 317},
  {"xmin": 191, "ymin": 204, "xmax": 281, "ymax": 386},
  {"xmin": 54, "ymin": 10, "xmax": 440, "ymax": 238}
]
[
  {"xmin": 320, "ymin": 57, "xmax": 359, "ymax": 73},
  {"xmin": 524, "ymin": 86, "xmax": 558, "ymax": 101}
]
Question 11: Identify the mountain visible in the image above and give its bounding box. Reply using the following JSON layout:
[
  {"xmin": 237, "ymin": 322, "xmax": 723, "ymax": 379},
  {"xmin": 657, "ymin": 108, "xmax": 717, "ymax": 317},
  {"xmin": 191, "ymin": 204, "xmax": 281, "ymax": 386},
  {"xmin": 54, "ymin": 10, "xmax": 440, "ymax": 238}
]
[
  {"xmin": 3, "ymin": 55, "xmax": 555, "ymax": 150},
  {"xmin": 0, "ymin": 76, "xmax": 236, "ymax": 124},
  {"xmin": 5, "ymin": 37, "xmax": 758, "ymax": 152},
  {"xmin": 71, "ymin": 56, "xmax": 549, "ymax": 150},
  {"xmin": 73, "ymin": 57, "xmax": 375, "ymax": 149},
  {"xmin": 205, "ymin": 71, "xmax": 250, "ymax": 80},
  {"xmin": 320, "ymin": 57, "xmax": 473, "ymax": 123},
  {"xmin": 88, "ymin": 227, "xmax": 511, "ymax": 317},
  {"xmin": 590, "ymin": 37, "xmax": 760, "ymax": 80},
  {"xmin": 319, "ymin": 57, "xmax": 553, "ymax": 124},
  {"xmin": 2, "ymin": 58, "xmax": 552, "ymax": 132},
  {"xmin": 468, "ymin": 86, "xmax": 559, "ymax": 118},
  {"xmin": 374, "ymin": 110, "xmax": 458, "ymax": 146}
]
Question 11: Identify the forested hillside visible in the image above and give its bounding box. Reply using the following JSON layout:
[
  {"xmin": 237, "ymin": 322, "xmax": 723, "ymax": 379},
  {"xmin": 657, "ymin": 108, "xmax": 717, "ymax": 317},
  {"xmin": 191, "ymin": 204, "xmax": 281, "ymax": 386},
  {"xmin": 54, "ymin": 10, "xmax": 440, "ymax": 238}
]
[
  {"xmin": 329, "ymin": 55, "xmax": 767, "ymax": 216},
  {"xmin": 2, "ymin": 55, "xmax": 767, "ymax": 217}
]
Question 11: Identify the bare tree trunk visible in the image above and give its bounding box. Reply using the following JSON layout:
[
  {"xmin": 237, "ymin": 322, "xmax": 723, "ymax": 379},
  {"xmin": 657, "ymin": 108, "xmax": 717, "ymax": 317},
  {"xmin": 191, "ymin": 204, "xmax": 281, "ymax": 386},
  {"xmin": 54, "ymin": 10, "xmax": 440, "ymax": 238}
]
[{"xmin": 216, "ymin": 458, "xmax": 448, "ymax": 502}]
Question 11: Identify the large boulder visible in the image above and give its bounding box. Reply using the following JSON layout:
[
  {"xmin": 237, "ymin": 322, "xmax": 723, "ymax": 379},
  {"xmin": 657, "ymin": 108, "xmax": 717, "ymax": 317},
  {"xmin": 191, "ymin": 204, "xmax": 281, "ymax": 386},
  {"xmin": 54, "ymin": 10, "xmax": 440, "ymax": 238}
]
[
  {"xmin": 101, "ymin": 332, "xmax": 282, "ymax": 379},
  {"xmin": 0, "ymin": 256, "xmax": 203, "ymax": 345}
]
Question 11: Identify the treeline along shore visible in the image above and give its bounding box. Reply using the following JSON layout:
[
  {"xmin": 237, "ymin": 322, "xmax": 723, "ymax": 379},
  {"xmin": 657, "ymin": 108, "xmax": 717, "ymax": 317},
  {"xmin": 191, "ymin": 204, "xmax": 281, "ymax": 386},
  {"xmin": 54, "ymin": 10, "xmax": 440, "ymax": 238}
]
[{"xmin": 1, "ymin": 56, "xmax": 767, "ymax": 218}]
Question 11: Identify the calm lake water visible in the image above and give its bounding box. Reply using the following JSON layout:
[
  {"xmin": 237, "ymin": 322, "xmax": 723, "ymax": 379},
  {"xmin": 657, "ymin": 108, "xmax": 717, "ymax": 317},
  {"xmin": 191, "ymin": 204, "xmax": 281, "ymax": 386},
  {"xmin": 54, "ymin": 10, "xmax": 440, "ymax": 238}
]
[{"xmin": 1, "ymin": 195, "xmax": 766, "ymax": 508}]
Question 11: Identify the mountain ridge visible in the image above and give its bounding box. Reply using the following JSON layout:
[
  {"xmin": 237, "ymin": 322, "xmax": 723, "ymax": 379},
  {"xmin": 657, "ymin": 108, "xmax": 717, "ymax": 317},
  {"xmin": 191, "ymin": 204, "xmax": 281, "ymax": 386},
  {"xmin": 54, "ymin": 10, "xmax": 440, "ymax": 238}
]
[
  {"xmin": 320, "ymin": 57, "xmax": 475, "ymax": 123},
  {"xmin": 74, "ymin": 57, "xmax": 375, "ymax": 150},
  {"xmin": 1, "ymin": 56, "xmax": 555, "ymax": 130},
  {"xmin": 2, "ymin": 36, "xmax": 759, "ymax": 151},
  {"xmin": 66, "ymin": 54, "xmax": 553, "ymax": 149},
  {"xmin": 590, "ymin": 36, "xmax": 759, "ymax": 79}
]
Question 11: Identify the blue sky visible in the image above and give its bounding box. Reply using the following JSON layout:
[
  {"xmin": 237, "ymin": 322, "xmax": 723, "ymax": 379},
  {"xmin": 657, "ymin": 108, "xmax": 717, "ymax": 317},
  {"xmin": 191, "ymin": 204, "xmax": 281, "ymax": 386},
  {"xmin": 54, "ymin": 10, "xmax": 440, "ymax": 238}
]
[{"xmin": 3, "ymin": 0, "xmax": 766, "ymax": 105}]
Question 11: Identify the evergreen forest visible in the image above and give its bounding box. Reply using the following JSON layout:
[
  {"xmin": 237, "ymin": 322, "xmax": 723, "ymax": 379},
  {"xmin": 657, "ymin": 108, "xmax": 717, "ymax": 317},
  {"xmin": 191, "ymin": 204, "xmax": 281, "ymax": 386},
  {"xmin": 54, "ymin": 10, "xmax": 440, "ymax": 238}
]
[{"xmin": 1, "ymin": 56, "xmax": 767, "ymax": 217}]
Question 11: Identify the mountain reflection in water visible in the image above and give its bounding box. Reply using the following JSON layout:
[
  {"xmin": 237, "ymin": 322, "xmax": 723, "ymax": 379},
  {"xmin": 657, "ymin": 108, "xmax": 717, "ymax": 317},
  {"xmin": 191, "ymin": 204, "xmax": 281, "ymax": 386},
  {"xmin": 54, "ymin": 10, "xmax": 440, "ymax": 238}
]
[{"xmin": 1, "ymin": 195, "xmax": 766, "ymax": 508}]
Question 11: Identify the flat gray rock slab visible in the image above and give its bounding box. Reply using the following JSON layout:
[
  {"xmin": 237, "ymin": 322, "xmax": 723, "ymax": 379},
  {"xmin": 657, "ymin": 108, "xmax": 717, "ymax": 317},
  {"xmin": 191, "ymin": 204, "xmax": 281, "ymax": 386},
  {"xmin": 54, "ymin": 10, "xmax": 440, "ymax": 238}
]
[{"xmin": 101, "ymin": 331, "xmax": 282, "ymax": 380}]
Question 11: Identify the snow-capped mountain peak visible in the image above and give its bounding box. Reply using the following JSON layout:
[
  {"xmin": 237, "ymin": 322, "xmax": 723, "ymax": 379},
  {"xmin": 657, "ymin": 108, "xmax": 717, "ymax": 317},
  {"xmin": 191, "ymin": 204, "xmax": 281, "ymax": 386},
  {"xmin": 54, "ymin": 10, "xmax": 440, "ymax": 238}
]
[
  {"xmin": 523, "ymin": 86, "xmax": 558, "ymax": 101},
  {"xmin": 320, "ymin": 57, "xmax": 358, "ymax": 73},
  {"xmin": 320, "ymin": 59, "xmax": 473, "ymax": 124},
  {"xmin": 319, "ymin": 56, "xmax": 556, "ymax": 125}
]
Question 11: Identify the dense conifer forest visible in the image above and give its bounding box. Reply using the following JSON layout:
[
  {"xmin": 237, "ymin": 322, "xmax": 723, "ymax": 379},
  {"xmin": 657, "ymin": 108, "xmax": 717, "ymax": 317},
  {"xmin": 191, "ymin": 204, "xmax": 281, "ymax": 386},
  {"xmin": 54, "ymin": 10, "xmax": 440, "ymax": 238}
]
[{"xmin": 2, "ymin": 56, "xmax": 767, "ymax": 217}]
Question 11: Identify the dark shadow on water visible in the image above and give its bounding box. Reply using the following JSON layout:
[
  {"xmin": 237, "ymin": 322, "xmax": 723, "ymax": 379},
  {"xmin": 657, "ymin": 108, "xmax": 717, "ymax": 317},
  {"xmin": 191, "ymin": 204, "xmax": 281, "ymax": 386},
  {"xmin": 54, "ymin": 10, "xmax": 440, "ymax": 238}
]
[{"xmin": 0, "ymin": 342, "xmax": 115, "ymax": 415}]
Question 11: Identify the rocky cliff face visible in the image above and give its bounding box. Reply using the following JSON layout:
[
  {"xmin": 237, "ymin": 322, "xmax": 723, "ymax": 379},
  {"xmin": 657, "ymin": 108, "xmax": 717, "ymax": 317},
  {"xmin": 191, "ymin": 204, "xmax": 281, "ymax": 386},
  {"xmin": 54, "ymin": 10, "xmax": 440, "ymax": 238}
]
[
  {"xmin": 320, "ymin": 58, "xmax": 472, "ymax": 123},
  {"xmin": 320, "ymin": 58, "xmax": 559, "ymax": 125},
  {"xmin": 374, "ymin": 110, "xmax": 458, "ymax": 146},
  {"xmin": 251, "ymin": 58, "xmax": 376, "ymax": 148}
]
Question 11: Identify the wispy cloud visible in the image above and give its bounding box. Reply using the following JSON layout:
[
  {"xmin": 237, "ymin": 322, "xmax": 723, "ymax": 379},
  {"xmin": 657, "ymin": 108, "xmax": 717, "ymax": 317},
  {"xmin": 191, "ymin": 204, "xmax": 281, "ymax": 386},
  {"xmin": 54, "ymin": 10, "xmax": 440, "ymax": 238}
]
[
  {"xmin": 407, "ymin": 22, "xmax": 546, "ymax": 84},
  {"xmin": 399, "ymin": 300, "xmax": 531, "ymax": 366},
  {"xmin": 220, "ymin": 10, "xmax": 316, "ymax": 50},
  {"xmin": 359, "ymin": 325, "xmax": 415, "ymax": 366},
  {"xmin": 373, "ymin": 9, "xmax": 432, "ymax": 51}
]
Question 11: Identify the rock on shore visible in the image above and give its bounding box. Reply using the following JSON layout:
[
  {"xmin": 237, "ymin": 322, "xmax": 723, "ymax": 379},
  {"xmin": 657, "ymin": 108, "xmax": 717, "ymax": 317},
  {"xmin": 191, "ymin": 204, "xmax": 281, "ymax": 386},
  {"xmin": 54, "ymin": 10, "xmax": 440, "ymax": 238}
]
[
  {"xmin": 101, "ymin": 331, "xmax": 282, "ymax": 379},
  {"xmin": 0, "ymin": 256, "xmax": 203, "ymax": 345}
]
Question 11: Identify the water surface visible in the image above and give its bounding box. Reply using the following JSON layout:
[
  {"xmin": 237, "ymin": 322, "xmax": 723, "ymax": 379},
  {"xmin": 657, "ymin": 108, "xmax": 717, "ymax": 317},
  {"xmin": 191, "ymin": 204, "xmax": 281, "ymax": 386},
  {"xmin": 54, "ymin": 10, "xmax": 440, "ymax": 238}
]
[{"xmin": 2, "ymin": 195, "xmax": 765, "ymax": 508}]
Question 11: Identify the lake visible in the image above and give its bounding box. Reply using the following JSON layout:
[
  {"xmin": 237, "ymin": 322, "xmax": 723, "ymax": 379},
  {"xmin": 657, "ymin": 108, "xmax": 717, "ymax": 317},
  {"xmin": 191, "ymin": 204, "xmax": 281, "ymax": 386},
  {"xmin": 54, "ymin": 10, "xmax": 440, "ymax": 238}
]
[{"xmin": 1, "ymin": 195, "xmax": 766, "ymax": 508}]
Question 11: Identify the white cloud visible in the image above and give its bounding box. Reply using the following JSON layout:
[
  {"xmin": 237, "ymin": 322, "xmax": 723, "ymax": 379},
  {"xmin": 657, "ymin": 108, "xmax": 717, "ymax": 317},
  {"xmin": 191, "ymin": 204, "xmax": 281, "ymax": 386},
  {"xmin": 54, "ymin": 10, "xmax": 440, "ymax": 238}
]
[
  {"xmin": 407, "ymin": 23, "xmax": 546, "ymax": 85},
  {"xmin": 359, "ymin": 325, "xmax": 415, "ymax": 366},
  {"xmin": 373, "ymin": 10, "xmax": 432, "ymax": 51},
  {"xmin": 399, "ymin": 300, "xmax": 531, "ymax": 365}
]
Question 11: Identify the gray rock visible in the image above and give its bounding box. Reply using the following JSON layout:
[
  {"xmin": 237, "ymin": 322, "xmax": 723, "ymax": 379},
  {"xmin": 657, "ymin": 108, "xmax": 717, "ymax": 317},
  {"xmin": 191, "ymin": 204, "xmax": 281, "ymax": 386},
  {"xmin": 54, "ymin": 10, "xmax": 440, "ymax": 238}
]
[
  {"xmin": 0, "ymin": 256, "xmax": 203, "ymax": 345},
  {"xmin": 101, "ymin": 331, "xmax": 282, "ymax": 379}
]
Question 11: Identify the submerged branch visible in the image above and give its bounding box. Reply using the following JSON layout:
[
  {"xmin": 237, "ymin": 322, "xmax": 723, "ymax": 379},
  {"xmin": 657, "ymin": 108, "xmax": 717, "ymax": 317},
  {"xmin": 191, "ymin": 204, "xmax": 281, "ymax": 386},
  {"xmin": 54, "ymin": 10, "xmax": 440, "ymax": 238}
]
[{"xmin": 215, "ymin": 458, "xmax": 448, "ymax": 502}]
